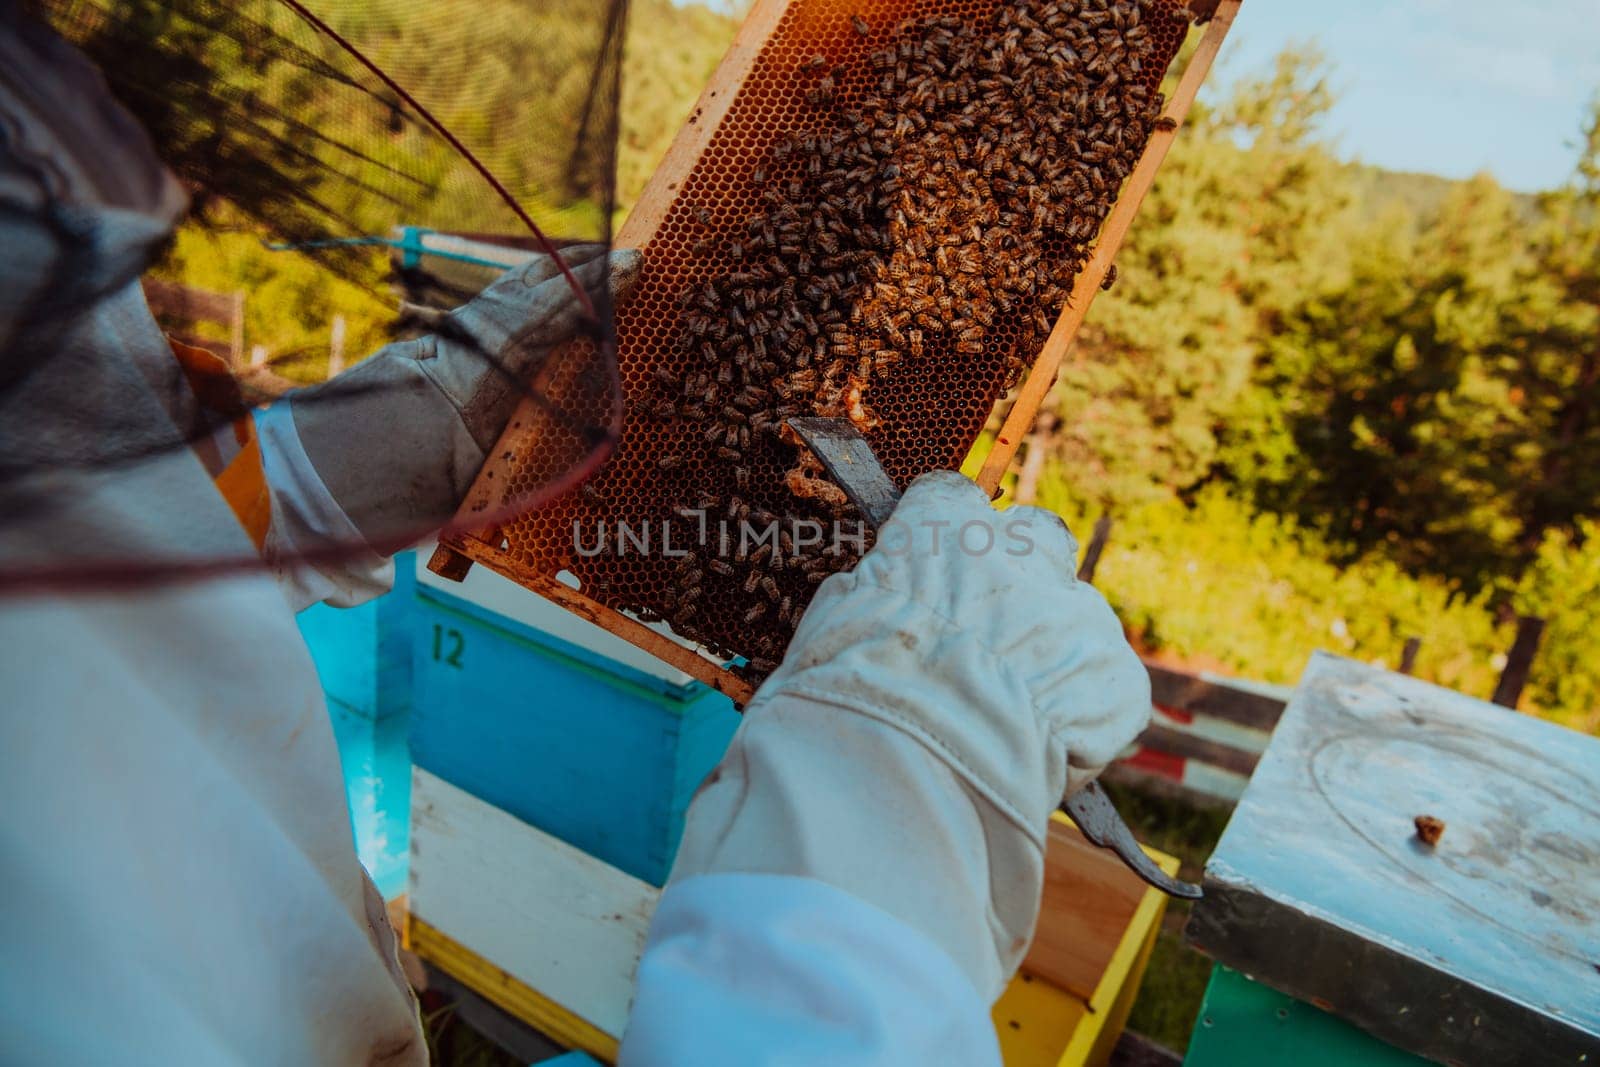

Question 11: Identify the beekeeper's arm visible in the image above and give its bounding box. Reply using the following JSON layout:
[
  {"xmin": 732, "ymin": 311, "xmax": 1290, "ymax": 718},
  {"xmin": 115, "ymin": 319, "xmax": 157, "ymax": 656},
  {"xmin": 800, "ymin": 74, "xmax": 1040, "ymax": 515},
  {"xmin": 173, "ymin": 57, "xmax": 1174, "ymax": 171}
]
[
  {"xmin": 249, "ymin": 246, "xmax": 639, "ymax": 611},
  {"xmin": 621, "ymin": 472, "xmax": 1152, "ymax": 1066}
]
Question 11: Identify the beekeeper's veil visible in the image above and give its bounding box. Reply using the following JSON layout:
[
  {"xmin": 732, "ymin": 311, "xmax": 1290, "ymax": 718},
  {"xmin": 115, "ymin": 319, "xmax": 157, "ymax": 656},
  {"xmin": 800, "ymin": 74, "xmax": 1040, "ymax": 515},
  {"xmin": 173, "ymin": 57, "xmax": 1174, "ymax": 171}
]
[{"xmin": 0, "ymin": 0, "xmax": 627, "ymax": 590}]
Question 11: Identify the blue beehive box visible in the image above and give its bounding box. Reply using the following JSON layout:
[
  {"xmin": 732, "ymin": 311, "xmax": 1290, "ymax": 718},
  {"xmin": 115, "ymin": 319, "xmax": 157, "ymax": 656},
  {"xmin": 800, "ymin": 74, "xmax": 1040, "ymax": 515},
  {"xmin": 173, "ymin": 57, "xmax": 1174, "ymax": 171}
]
[
  {"xmin": 408, "ymin": 562, "xmax": 741, "ymax": 886},
  {"xmin": 295, "ymin": 557, "xmax": 416, "ymax": 898},
  {"xmin": 297, "ymin": 552, "xmax": 742, "ymax": 893}
]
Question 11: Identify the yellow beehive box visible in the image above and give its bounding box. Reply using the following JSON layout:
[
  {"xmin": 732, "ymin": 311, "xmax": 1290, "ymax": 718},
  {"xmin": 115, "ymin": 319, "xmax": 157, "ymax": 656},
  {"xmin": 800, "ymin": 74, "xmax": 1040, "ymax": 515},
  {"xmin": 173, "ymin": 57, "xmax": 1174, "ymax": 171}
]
[
  {"xmin": 406, "ymin": 773, "xmax": 1176, "ymax": 1064},
  {"xmin": 994, "ymin": 812, "xmax": 1179, "ymax": 1067}
]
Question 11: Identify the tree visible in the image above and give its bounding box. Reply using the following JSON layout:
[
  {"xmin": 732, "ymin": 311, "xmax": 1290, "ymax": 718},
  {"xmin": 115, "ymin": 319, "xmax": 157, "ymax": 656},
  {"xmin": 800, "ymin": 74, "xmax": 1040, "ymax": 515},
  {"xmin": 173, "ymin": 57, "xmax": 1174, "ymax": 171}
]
[
  {"xmin": 1053, "ymin": 46, "xmax": 1354, "ymax": 508},
  {"xmin": 1251, "ymin": 174, "xmax": 1533, "ymax": 586},
  {"xmin": 1251, "ymin": 97, "xmax": 1600, "ymax": 591},
  {"xmin": 1497, "ymin": 97, "xmax": 1600, "ymax": 557}
]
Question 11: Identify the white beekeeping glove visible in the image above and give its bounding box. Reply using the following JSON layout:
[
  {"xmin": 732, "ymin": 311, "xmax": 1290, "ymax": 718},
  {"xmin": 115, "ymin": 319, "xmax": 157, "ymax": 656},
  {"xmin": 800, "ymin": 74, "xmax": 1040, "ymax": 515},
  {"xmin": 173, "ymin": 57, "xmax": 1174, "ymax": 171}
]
[
  {"xmin": 287, "ymin": 245, "xmax": 640, "ymax": 548},
  {"xmin": 665, "ymin": 470, "xmax": 1151, "ymax": 1000}
]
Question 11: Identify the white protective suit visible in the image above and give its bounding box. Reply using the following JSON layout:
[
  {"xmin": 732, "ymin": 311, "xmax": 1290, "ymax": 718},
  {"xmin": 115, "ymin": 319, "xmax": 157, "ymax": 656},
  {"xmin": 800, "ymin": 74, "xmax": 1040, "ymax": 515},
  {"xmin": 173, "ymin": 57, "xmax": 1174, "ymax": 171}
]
[{"xmin": 0, "ymin": 15, "xmax": 1151, "ymax": 1067}]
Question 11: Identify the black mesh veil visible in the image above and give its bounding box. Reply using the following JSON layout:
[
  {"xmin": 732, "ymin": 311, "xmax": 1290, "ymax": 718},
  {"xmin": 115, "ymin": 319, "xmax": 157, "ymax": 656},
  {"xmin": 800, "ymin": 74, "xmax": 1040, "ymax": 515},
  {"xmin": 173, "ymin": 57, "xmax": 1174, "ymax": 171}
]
[{"xmin": 0, "ymin": 0, "xmax": 627, "ymax": 590}]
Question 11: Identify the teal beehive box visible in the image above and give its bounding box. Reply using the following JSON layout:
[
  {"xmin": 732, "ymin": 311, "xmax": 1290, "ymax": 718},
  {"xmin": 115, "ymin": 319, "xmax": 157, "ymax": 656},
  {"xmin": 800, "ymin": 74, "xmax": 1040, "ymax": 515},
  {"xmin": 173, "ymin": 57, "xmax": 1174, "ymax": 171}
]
[
  {"xmin": 298, "ymin": 553, "xmax": 742, "ymax": 893},
  {"xmin": 407, "ymin": 562, "xmax": 741, "ymax": 886},
  {"xmin": 297, "ymin": 556, "xmax": 414, "ymax": 724},
  {"xmin": 296, "ymin": 554, "xmax": 417, "ymax": 897},
  {"xmin": 1183, "ymin": 966, "xmax": 1430, "ymax": 1067}
]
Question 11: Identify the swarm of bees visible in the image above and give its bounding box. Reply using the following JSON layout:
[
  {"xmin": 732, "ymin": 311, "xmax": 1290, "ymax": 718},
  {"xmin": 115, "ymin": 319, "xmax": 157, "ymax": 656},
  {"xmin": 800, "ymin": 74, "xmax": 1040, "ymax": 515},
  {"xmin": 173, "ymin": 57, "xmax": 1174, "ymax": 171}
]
[{"xmin": 613, "ymin": 0, "xmax": 1180, "ymax": 679}]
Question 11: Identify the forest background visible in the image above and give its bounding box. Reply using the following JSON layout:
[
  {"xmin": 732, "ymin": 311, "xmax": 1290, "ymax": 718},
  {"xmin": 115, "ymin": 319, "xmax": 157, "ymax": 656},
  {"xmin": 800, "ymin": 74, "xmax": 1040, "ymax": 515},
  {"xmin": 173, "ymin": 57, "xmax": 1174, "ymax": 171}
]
[{"xmin": 134, "ymin": 0, "xmax": 1600, "ymax": 730}]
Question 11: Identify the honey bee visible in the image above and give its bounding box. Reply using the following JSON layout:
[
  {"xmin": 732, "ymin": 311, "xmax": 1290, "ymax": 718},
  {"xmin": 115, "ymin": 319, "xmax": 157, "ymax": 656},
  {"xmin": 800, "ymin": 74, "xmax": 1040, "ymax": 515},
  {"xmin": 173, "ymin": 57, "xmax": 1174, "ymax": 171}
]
[
  {"xmin": 851, "ymin": 13, "xmax": 870, "ymax": 36},
  {"xmin": 1102, "ymin": 264, "xmax": 1118, "ymax": 291},
  {"xmin": 657, "ymin": 454, "xmax": 683, "ymax": 471}
]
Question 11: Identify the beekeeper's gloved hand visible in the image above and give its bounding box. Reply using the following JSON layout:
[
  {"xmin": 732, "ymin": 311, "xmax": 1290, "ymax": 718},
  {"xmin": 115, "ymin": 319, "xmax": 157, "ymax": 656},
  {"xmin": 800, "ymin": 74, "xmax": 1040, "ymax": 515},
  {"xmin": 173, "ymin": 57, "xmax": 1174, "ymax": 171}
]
[
  {"xmin": 288, "ymin": 245, "xmax": 640, "ymax": 548},
  {"xmin": 645, "ymin": 471, "xmax": 1151, "ymax": 1008}
]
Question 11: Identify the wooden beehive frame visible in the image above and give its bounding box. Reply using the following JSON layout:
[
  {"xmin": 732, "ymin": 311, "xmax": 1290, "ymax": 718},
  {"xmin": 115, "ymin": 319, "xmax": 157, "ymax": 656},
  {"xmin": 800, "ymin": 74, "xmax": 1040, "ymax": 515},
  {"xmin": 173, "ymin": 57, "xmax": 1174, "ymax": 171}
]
[{"xmin": 431, "ymin": 0, "xmax": 1243, "ymax": 706}]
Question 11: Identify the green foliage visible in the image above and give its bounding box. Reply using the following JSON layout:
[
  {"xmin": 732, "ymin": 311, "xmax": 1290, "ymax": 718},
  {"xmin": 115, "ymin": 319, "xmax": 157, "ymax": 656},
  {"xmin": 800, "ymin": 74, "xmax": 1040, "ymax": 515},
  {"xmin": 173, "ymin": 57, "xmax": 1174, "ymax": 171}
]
[
  {"xmin": 154, "ymin": 219, "xmax": 394, "ymax": 382},
  {"xmin": 1036, "ymin": 51, "xmax": 1599, "ymax": 727},
  {"xmin": 1060, "ymin": 47, "xmax": 1355, "ymax": 505},
  {"xmin": 1023, "ymin": 467, "xmax": 1597, "ymax": 725},
  {"xmin": 1510, "ymin": 520, "xmax": 1600, "ymax": 733},
  {"xmin": 128, "ymin": 0, "xmax": 739, "ymax": 374},
  {"xmin": 317, "ymin": 0, "xmax": 621, "ymax": 237},
  {"xmin": 1247, "ymin": 175, "xmax": 1534, "ymax": 584},
  {"xmin": 618, "ymin": 0, "xmax": 741, "ymax": 211}
]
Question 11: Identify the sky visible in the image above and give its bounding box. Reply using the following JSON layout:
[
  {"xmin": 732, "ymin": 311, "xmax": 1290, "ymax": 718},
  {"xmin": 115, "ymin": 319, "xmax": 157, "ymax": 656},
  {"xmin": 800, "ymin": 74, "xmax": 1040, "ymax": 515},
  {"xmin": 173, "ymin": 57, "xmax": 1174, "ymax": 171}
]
[
  {"xmin": 1207, "ymin": 0, "xmax": 1600, "ymax": 192},
  {"xmin": 680, "ymin": 0, "xmax": 1600, "ymax": 192}
]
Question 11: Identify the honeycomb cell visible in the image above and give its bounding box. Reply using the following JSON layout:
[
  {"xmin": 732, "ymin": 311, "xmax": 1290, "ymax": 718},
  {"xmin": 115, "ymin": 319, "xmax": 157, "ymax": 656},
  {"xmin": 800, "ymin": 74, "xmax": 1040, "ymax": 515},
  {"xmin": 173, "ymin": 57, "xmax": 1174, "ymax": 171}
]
[{"xmin": 476, "ymin": 0, "xmax": 1195, "ymax": 677}]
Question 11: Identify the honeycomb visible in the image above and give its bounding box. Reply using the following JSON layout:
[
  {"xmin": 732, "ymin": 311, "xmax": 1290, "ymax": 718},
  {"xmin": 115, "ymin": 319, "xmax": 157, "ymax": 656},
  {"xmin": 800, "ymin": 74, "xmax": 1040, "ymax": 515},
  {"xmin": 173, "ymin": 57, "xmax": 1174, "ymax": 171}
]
[{"xmin": 449, "ymin": 0, "xmax": 1196, "ymax": 675}]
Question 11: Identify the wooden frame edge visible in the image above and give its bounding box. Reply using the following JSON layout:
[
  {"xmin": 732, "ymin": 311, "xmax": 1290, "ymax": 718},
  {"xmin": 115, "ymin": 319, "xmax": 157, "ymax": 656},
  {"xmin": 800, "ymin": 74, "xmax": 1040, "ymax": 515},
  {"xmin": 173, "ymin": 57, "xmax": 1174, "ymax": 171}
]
[
  {"xmin": 445, "ymin": 534, "xmax": 758, "ymax": 705},
  {"xmin": 1061, "ymin": 864, "xmax": 1175, "ymax": 1064},
  {"xmin": 975, "ymin": 0, "xmax": 1242, "ymax": 494}
]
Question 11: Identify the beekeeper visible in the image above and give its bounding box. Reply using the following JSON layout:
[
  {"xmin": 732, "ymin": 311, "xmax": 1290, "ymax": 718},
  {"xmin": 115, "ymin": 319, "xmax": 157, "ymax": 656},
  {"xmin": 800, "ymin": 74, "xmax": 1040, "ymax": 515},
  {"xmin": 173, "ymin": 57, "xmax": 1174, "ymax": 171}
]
[{"xmin": 0, "ymin": 12, "xmax": 1150, "ymax": 1067}]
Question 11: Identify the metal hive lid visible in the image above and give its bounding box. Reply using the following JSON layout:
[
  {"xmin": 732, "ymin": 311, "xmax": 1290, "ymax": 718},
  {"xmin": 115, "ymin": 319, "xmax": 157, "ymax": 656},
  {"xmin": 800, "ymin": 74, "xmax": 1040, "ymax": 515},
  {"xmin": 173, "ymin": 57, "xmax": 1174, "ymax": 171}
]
[{"xmin": 1187, "ymin": 652, "xmax": 1600, "ymax": 1066}]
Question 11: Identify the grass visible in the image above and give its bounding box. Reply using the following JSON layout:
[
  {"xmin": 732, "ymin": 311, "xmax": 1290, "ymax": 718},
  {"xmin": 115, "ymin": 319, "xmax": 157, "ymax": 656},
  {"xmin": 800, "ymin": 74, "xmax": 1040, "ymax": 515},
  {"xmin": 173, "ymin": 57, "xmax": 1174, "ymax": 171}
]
[
  {"xmin": 1102, "ymin": 779, "xmax": 1235, "ymax": 1054},
  {"xmin": 424, "ymin": 1000, "xmax": 520, "ymax": 1067}
]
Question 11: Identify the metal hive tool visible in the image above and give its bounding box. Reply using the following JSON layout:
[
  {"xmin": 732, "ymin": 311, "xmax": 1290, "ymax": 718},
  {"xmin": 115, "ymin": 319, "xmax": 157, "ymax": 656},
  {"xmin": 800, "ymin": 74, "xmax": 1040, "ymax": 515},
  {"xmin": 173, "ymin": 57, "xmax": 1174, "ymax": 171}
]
[
  {"xmin": 432, "ymin": 0, "xmax": 1242, "ymax": 703},
  {"xmin": 790, "ymin": 415, "xmax": 1204, "ymax": 900}
]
